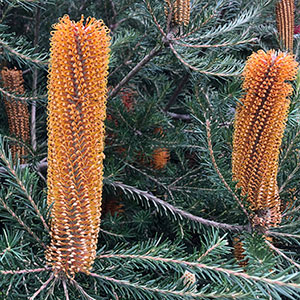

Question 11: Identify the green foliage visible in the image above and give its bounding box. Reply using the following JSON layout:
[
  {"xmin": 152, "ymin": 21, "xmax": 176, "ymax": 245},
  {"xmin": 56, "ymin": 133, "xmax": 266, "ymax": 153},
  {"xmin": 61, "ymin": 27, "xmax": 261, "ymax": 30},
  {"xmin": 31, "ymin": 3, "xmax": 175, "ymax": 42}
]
[{"xmin": 1, "ymin": 0, "xmax": 300, "ymax": 299}]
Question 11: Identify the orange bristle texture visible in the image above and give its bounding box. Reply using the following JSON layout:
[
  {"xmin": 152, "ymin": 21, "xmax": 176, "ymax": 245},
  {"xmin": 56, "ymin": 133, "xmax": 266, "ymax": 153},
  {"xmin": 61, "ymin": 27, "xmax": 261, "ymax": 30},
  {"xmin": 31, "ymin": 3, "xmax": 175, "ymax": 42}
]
[
  {"xmin": 276, "ymin": 0, "xmax": 294, "ymax": 52},
  {"xmin": 164, "ymin": 0, "xmax": 190, "ymax": 27},
  {"xmin": 233, "ymin": 237, "xmax": 248, "ymax": 267},
  {"xmin": 1, "ymin": 67, "xmax": 30, "ymax": 164},
  {"xmin": 152, "ymin": 148, "xmax": 170, "ymax": 170},
  {"xmin": 46, "ymin": 15, "xmax": 110, "ymax": 277},
  {"xmin": 232, "ymin": 50, "xmax": 298, "ymax": 228}
]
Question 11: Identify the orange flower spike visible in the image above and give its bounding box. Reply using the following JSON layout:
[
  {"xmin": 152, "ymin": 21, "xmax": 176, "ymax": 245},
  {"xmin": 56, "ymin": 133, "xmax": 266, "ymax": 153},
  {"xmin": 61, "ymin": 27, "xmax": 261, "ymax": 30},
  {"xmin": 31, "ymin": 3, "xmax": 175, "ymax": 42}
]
[
  {"xmin": 165, "ymin": 0, "xmax": 190, "ymax": 27},
  {"xmin": 46, "ymin": 15, "xmax": 110, "ymax": 277},
  {"xmin": 152, "ymin": 148, "xmax": 170, "ymax": 170},
  {"xmin": 232, "ymin": 50, "xmax": 298, "ymax": 228}
]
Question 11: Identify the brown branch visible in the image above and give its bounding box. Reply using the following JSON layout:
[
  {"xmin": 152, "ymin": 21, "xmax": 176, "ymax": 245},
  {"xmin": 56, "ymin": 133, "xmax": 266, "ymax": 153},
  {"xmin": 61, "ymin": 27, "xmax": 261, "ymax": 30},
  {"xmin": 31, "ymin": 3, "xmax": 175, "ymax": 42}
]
[
  {"xmin": 164, "ymin": 72, "xmax": 189, "ymax": 111},
  {"xmin": 29, "ymin": 273, "xmax": 55, "ymax": 300},
  {"xmin": 89, "ymin": 272, "xmax": 241, "ymax": 299},
  {"xmin": 0, "ymin": 267, "xmax": 50, "ymax": 275},
  {"xmin": 71, "ymin": 279, "xmax": 96, "ymax": 300},
  {"xmin": 109, "ymin": 46, "xmax": 162, "ymax": 100},
  {"xmin": 174, "ymin": 38, "xmax": 257, "ymax": 49},
  {"xmin": 0, "ymin": 87, "xmax": 46, "ymax": 102},
  {"xmin": 96, "ymin": 253, "xmax": 300, "ymax": 289},
  {"xmin": 108, "ymin": 180, "xmax": 248, "ymax": 233},
  {"xmin": 62, "ymin": 279, "xmax": 70, "ymax": 300}
]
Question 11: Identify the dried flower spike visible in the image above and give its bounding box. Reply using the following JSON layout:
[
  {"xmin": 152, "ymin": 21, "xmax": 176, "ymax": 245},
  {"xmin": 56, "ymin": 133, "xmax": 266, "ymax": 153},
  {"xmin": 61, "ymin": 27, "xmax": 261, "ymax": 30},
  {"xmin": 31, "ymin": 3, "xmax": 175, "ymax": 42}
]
[
  {"xmin": 276, "ymin": 0, "xmax": 294, "ymax": 52},
  {"xmin": 1, "ymin": 67, "xmax": 30, "ymax": 163},
  {"xmin": 165, "ymin": 0, "xmax": 190, "ymax": 27},
  {"xmin": 232, "ymin": 50, "xmax": 298, "ymax": 228},
  {"xmin": 46, "ymin": 15, "xmax": 110, "ymax": 277},
  {"xmin": 233, "ymin": 237, "xmax": 248, "ymax": 267}
]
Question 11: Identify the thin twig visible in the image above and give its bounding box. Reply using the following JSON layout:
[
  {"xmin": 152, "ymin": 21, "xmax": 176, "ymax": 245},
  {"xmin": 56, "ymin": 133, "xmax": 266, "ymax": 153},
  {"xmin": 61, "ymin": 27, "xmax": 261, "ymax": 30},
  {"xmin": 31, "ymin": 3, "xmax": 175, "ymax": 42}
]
[
  {"xmin": 108, "ymin": 180, "xmax": 248, "ymax": 233},
  {"xmin": 96, "ymin": 253, "xmax": 300, "ymax": 289},
  {"xmin": 0, "ymin": 151, "xmax": 49, "ymax": 232},
  {"xmin": 109, "ymin": 46, "xmax": 162, "ymax": 100},
  {"xmin": 205, "ymin": 119, "xmax": 251, "ymax": 221},
  {"xmin": 279, "ymin": 128, "xmax": 300, "ymax": 172},
  {"xmin": 279, "ymin": 154, "xmax": 300, "ymax": 193},
  {"xmin": 62, "ymin": 279, "xmax": 70, "ymax": 300},
  {"xmin": 29, "ymin": 273, "xmax": 55, "ymax": 300},
  {"xmin": 169, "ymin": 42, "xmax": 240, "ymax": 77},
  {"xmin": 89, "ymin": 272, "xmax": 241, "ymax": 299},
  {"xmin": 0, "ymin": 267, "xmax": 50, "ymax": 275},
  {"xmin": 174, "ymin": 38, "xmax": 257, "ymax": 49},
  {"xmin": 31, "ymin": 6, "xmax": 41, "ymax": 152},
  {"xmin": 71, "ymin": 279, "xmax": 96, "ymax": 300},
  {"xmin": 0, "ymin": 196, "xmax": 46, "ymax": 248},
  {"xmin": 0, "ymin": 38, "xmax": 48, "ymax": 66},
  {"xmin": 198, "ymin": 240, "xmax": 222, "ymax": 261},
  {"xmin": 0, "ymin": 87, "xmax": 46, "ymax": 102},
  {"xmin": 265, "ymin": 240, "xmax": 300, "ymax": 269},
  {"xmin": 164, "ymin": 72, "xmax": 189, "ymax": 111}
]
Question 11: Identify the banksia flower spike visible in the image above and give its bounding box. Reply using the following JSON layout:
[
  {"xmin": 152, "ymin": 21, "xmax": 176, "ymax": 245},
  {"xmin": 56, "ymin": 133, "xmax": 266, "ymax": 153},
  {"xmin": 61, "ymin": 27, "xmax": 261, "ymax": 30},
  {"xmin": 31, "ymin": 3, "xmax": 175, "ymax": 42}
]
[
  {"xmin": 151, "ymin": 127, "xmax": 170, "ymax": 170},
  {"xmin": 1, "ymin": 67, "xmax": 30, "ymax": 164},
  {"xmin": 233, "ymin": 237, "xmax": 248, "ymax": 268},
  {"xmin": 152, "ymin": 148, "xmax": 170, "ymax": 170},
  {"xmin": 276, "ymin": 0, "xmax": 294, "ymax": 52},
  {"xmin": 164, "ymin": 0, "xmax": 190, "ymax": 27},
  {"xmin": 232, "ymin": 50, "xmax": 298, "ymax": 228},
  {"xmin": 46, "ymin": 15, "xmax": 110, "ymax": 277}
]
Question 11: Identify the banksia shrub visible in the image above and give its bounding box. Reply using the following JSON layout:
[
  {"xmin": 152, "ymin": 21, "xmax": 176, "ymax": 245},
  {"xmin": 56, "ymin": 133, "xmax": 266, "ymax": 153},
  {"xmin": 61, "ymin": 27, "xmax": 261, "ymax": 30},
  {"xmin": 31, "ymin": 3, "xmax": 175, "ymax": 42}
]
[
  {"xmin": 164, "ymin": 0, "xmax": 190, "ymax": 27},
  {"xmin": 1, "ymin": 67, "xmax": 30, "ymax": 163},
  {"xmin": 46, "ymin": 15, "xmax": 110, "ymax": 277},
  {"xmin": 232, "ymin": 50, "xmax": 298, "ymax": 228},
  {"xmin": 276, "ymin": 0, "xmax": 294, "ymax": 52}
]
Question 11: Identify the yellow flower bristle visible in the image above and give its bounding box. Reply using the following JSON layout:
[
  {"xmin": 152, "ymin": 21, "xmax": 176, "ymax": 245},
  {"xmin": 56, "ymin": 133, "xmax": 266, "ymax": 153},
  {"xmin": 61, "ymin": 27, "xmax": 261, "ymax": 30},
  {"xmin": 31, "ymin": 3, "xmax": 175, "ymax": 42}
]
[
  {"xmin": 164, "ymin": 0, "xmax": 190, "ymax": 27},
  {"xmin": 232, "ymin": 50, "xmax": 298, "ymax": 228},
  {"xmin": 1, "ymin": 67, "xmax": 30, "ymax": 164},
  {"xmin": 46, "ymin": 15, "xmax": 110, "ymax": 276},
  {"xmin": 276, "ymin": 0, "xmax": 294, "ymax": 52}
]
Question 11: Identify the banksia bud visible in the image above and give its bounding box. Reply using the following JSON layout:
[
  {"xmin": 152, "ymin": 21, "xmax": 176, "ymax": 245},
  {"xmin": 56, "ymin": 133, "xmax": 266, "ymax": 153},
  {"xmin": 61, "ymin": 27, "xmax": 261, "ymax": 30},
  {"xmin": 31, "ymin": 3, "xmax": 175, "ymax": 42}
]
[
  {"xmin": 152, "ymin": 148, "xmax": 170, "ymax": 170},
  {"xmin": 164, "ymin": 0, "xmax": 190, "ymax": 27},
  {"xmin": 276, "ymin": 0, "xmax": 294, "ymax": 52},
  {"xmin": 151, "ymin": 128, "xmax": 170, "ymax": 170},
  {"xmin": 232, "ymin": 50, "xmax": 298, "ymax": 228},
  {"xmin": 46, "ymin": 15, "xmax": 110, "ymax": 277},
  {"xmin": 181, "ymin": 270, "xmax": 197, "ymax": 291},
  {"xmin": 1, "ymin": 67, "xmax": 30, "ymax": 164},
  {"xmin": 233, "ymin": 237, "xmax": 248, "ymax": 267}
]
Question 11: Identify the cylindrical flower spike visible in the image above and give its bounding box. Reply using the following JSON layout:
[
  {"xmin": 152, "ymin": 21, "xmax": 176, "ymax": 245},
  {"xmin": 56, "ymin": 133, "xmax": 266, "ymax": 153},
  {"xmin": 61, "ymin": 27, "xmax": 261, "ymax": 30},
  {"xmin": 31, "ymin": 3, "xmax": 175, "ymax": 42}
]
[
  {"xmin": 1, "ymin": 67, "xmax": 30, "ymax": 164},
  {"xmin": 164, "ymin": 0, "xmax": 190, "ymax": 27},
  {"xmin": 46, "ymin": 15, "xmax": 110, "ymax": 277},
  {"xmin": 232, "ymin": 50, "xmax": 298, "ymax": 228},
  {"xmin": 276, "ymin": 0, "xmax": 294, "ymax": 52}
]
